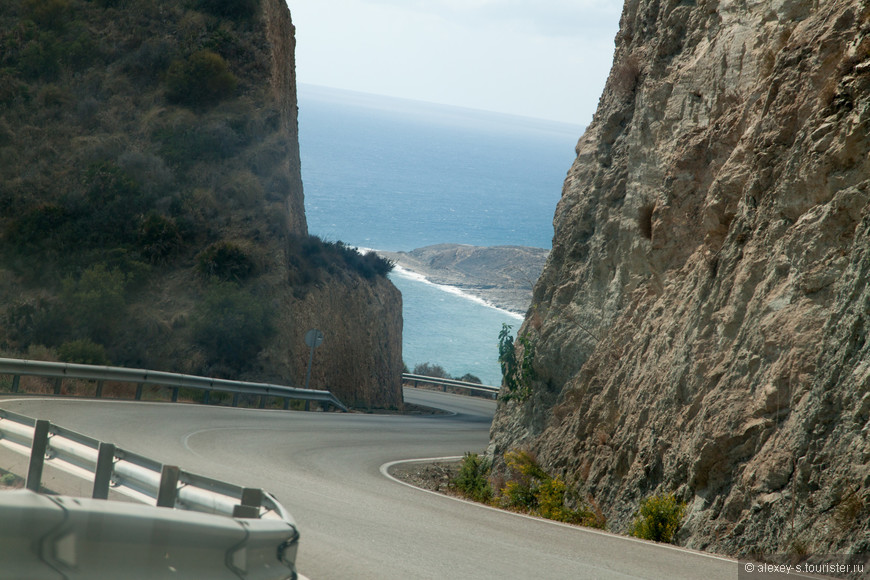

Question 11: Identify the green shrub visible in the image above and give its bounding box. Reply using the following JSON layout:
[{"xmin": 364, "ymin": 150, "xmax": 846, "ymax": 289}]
[
  {"xmin": 60, "ymin": 21, "xmax": 98, "ymax": 70},
  {"xmin": 192, "ymin": 281, "xmax": 273, "ymax": 371},
  {"xmin": 0, "ymin": 72, "xmax": 31, "ymax": 106},
  {"xmin": 124, "ymin": 37, "xmax": 173, "ymax": 83},
  {"xmin": 155, "ymin": 116, "xmax": 244, "ymax": 167},
  {"xmin": 79, "ymin": 162, "xmax": 152, "ymax": 247},
  {"xmin": 37, "ymin": 83, "xmax": 67, "ymax": 107},
  {"xmin": 138, "ymin": 213, "xmax": 183, "ymax": 263},
  {"xmin": 332, "ymin": 243, "xmax": 394, "ymax": 279},
  {"xmin": 218, "ymin": 169, "xmax": 262, "ymax": 208},
  {"xmin": 197, "ymin": 0, "xmax": 259, "ymax": 19},
  {"xmin": 287, "ymin": 236, "xmax": 394, "ymax": 290},
  {"xmin": 196, "ymin": 241, "xmax": 255, "ymax": 281},
  {"xmin": 17, "ymin": 34, "xmax": 61, "ymax": 79},
  {"xmin": 23, "ymin": 0, "xmax": 70, "ymax": 31},
  {"xmin": 3, "ymin": 298, "xmax": 69, "ymax": 347},
  {"xmin": 58, "ymin": 339, "xmax": 110, "ymax": 365},
  {"xmin": 61, "ymin": 264, "xmax": 127, "ymax": 342},
  {"xmin": 502, "ymin": 478, "xmax": 539, "ymax": 511},
  {"xmin": 451, "ymin": 453, "xmax": 493, "ymax": 503},
  {"xmin": 629, "ymin": 493, "xmax": 686, "ymax": 544},
  {"xmin": 498, "ymin": 324, "xmax": 536, "ymax": 402},
  {"xmin": 536, "ymin": 477, "xmax": 598, "ymax": 524},
  {"xmin": 500, "ymin": 449, "xmax": 604, "ymax": 527},
  {"xmin": 165, "ymin": 50, "xmax": 237, "ymax": 107},
  {"xmin": 6, "ymin": 203, "xmax": 73, "ymax": 255}
]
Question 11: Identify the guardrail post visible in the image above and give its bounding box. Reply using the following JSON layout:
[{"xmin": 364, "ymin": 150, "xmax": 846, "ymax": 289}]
[
  {"xmin": 232, "ymin": 393, "xmax": 240, "ymax": 407},
  {"xmin": 259, "ymin": 396, "xmax": 266, "ymax": 409},
  {"xmin": 202, "ymin": 390, "xmax": 210, "ymax": 405},
  {"xmin": 26, "ymin": 420, "xmax": 50, "ymax": 492},
  {"xmin": 11, "ymin": 375, "xmax": 19, "ymax": 393},
  {"xmin": 135, "ymin": 383, "xmax": 143, "ymax": 401},
  {"xmin": 156, "ymin": 465, "xmax": 180, "ymax": 508},
  {"xmin": 233, "ymin": 487, "xmax": 263, "ymax": 519},
  {"xmin": 171, "ymin": 387, "xmax": 179, "ymax": 402},
  {"xmin": 283, "ymin": 398, "xmax": 290, "ymax": 410},
  {"xmin": 53, "ymin": 377, "xmax": 62, "ymax": 395},
  {"xmin": 95, "ymin": 380, "xmax": 104, "ymax": 398},
  {"xmin": 92, "ymin": 443, "xmax": 116, "ymax": 500}
]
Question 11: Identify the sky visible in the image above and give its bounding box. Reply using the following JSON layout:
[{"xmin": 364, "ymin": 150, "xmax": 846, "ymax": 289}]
[{"xmin": 286, "ymin": 0, "xmax": 624, "ymax": 126}]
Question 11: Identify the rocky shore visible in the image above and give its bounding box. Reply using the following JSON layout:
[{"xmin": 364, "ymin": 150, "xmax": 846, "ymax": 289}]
[{"xmin": 377, "ymin": 244, "xmax": 549, "ymax": 316}]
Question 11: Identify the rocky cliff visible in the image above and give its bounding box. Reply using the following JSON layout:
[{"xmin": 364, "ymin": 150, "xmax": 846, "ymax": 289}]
[
  {"xmin": 0, "ymin": 0, "xmax": 402, "ymax": 408},
  {"xmin": 490, "ymin": 0, "xmax": 870, "ymax": 557}
]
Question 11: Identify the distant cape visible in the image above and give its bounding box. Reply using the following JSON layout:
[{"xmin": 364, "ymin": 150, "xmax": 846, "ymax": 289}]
[{"xmin": 377, "ymin": 244, "xmax": 548, "ymax": 315}]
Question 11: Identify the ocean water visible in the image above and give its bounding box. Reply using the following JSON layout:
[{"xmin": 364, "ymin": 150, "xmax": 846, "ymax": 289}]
[{"xmin": 297, "ymin": 85, "xmax": 581, "ymax": 385}]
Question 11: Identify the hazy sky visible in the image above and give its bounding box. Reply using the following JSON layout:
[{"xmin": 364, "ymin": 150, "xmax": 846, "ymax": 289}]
[{"xmin": 287, "ymin": 0, "xmax": 623, "ymax": 125}]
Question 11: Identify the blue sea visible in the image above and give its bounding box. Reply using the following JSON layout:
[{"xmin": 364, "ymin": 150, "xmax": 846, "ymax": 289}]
[{"xmin": 297, "ymin": 84, "xmax": 582, "ymax": 385}]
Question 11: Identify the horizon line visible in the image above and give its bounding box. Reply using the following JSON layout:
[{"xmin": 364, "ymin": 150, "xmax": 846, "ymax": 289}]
[{"xmin": 297, "ymin": 82, "xmax": 586, "ymax": 131}]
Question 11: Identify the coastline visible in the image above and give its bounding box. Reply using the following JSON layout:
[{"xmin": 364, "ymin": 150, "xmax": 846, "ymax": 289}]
[
  {"xmin": 372, "ymin": 244, "xmax": 548, "ymax": 318},
  {"xmin": 388, "ymin": 262, "xmax": 524, "ymax": 321}
]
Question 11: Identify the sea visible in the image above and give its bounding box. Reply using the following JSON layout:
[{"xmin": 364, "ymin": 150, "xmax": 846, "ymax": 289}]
[{"xmin": 297, "ymin": 84, "xmax": 582, "ymax": 386}]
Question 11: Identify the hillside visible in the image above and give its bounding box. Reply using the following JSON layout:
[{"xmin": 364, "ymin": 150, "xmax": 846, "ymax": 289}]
[
  {"xmin": 0, "ymin": 0, "xmax": 403, "ymax": 408},
  {"xmin": 490, "ymin": 0, "xmax": 870, "ymax": 558}
]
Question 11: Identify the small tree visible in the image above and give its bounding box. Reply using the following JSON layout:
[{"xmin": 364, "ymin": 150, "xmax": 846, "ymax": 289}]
[
  {"xmin": 413, "ymin": 362, "xmax": 450, "ymax": 379},
  {"xmin": 498, "ymin": 324, "xmax": 535, "ymax": 402}
]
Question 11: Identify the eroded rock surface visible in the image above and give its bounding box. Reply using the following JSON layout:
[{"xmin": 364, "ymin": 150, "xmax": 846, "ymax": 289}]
[{"xmin": 490, "ymin": 0, "xmax": 870, "ymax": 557}]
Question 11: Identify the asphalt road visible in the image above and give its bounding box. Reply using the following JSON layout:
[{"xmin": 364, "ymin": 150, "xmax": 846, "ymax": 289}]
[{"xmin": 0, "ymin": 389, "xmax": 738, "ymax": 579}]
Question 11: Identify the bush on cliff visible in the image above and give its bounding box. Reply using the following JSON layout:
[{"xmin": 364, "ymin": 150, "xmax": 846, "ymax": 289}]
[{"xmin": 166, "ymin": 50, "xmax": 237, "ymax": 107}]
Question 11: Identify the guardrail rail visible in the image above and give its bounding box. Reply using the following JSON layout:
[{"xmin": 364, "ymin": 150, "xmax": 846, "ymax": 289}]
[
  {"xmin": 0, "ymin": 357, "xmax": 347, "ymax": 412},
  {"xmin": 402, "ymin": 373, "xmax": 500, "ymax": 398},
  {"xmin": 0, "ymin": 408, "xmax": 300, "ymax": 579}
]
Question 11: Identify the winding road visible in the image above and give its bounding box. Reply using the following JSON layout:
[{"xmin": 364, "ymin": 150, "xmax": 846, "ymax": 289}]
[{"xmin": 0, "ymin": 389, "xmax": 737, "ymax": 579}]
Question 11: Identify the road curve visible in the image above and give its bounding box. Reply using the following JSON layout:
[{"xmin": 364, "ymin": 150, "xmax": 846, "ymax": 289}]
[{"xmin": 0, "ymin": 389, "xmax": 736, "ymax": 579}]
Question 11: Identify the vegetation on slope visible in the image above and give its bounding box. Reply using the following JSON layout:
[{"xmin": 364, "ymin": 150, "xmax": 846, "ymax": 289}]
[{"xmin": 0, "ymin": 0, "xmax": 392, "ymax": 378}]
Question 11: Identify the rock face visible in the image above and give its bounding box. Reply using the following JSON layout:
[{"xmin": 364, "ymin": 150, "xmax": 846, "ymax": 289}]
[
  {"xmin": 490, "ymin": 0, "xmax": 870, "ymax": 557},
  {"xmin": 278, "ymin": 274, "xmax": 404, "ymax": 409}
]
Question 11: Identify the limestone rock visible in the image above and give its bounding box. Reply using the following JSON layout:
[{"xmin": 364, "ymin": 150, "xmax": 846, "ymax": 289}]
[{"xmin": 490, "ymin": 0, "xmax": 870, "ymax": 557}]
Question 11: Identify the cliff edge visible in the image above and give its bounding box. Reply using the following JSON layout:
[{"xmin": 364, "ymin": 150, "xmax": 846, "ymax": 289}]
[{"xmin": 490, "ymin": 0, "xmax": 870, "ymax": 556}]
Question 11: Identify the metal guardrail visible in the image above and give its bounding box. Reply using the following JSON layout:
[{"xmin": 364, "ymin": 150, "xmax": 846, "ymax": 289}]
[
  {"xmin": 0, "ymin": 408, "xmax": 300, "ymax": 579},
  {"xmin": 0, "ymin": 357, "xmax": 348, "ymax": 412},
  {"xmin": 402, "ymin": 373, "xmax": 500, "ymax": 397}
]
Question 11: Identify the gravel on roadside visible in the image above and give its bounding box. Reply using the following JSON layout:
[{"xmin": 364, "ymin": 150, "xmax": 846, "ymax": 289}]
[{"xmin": 388, "ymin": 460, "xmax": 462, "ymax": 494}]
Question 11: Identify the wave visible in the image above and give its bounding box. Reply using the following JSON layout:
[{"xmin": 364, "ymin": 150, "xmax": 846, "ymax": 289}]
[{"xmin": 358, "ymin": 247, "xmax": 524, "ymax": 321}]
